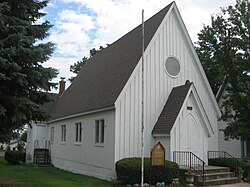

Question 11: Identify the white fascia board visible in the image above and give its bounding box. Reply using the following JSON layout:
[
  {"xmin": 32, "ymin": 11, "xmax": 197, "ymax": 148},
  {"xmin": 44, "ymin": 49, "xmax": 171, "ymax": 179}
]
[
  {"xmin": 49, "ymin": 106, "xmax": 115, "ymax": 123},
  {"xmin": 170, "ymin": 86, "xmax": 192, "ymax": 133},
  {"xmin": 115, "ymin": 3, "xmax": 175, "ymax": 105},
  {"xmin": 189, "ymin": 84, "xmax": 214, "ymax": 135},
  {"xmin": 170, "ymin": 84, "xmax": 213, "ymax": 137},
  {"xmin": 34, "ymin": 121, "xmax": 48, "ymax": 126},
  {"xmin": 172, "ymin": 3, "xmax": 221, "ymax": 118},
  {"xmin": 152, "ymin": 133, "xmax": 170, "ymax": 137}
]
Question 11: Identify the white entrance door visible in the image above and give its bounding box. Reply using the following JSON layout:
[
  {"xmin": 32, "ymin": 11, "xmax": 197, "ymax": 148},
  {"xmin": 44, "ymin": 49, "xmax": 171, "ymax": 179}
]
[{"xmin": 180, "ymin": 114, "xmax": 203, "ymax": 159}]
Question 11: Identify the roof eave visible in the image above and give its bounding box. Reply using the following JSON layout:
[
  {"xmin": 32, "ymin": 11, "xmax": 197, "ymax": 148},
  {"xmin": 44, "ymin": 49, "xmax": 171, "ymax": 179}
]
[{"xmin": 49, "ymin": 105, "xmax": 115, "ymax": 123}]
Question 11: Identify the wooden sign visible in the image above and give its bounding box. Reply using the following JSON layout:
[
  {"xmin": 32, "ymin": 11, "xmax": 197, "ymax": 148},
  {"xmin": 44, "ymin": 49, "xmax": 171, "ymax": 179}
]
[{"xmin": 151, "ymin": 142, "xmax": 165, "ymax": 166}]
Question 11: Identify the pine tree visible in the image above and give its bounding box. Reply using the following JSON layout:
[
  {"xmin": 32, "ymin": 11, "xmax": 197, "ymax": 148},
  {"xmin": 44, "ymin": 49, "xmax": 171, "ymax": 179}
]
[{"xmin": 0, "ymin": 0, "xmax": 58, "ymax": 142}]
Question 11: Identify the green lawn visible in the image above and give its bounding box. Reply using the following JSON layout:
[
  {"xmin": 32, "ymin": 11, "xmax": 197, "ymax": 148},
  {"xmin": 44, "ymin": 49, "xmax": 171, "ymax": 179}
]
[{"xmin": 0, "ymin": 156, "xmax": 116, "ymax": 187}]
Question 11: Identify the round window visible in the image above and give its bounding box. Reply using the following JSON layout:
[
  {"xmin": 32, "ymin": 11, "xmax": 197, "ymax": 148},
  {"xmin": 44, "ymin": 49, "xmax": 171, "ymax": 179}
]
[{"xmin": 165, "ymin": 57, "xmax": 180, "ymax": 77}]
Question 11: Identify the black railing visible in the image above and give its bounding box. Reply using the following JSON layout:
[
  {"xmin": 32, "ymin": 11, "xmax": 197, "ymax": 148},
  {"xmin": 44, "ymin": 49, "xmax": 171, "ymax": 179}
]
[
  {"xmin": 34, "ymin": 148, "xmax": 50, "ymax": 164},
  {"xmin": 34, "ymin": 140, "xmax": 39, "ymax": 149},
  {"xmin": 45, "ymin": 140, "xmax": 51, "ymax": 164},
  {"xmin": 45, "ymin": 140, "xmax": 50, "ymax": 150},
  {"xmin": 173, "ymin": 151, "xmax": 205, "ymax": 184},
  {"xmin": 34, "ymin": 140, "xmax": 51, "ymax": 165},
  {"xmin": 208, "ymin": 151, "xmax": 239, "ymax": 177}
]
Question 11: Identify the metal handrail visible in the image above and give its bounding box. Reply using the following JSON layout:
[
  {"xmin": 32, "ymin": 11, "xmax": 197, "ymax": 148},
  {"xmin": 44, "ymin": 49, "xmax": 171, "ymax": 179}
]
[
  {"xmin": 34, "ymin": 140, "xmax": 52, "ymax": 164},
  {"xmin": 45, "ymin": 140, "xmax": 51, "ymax": 164},
  {"xmin": 173, "ymin": 151, "xmax": 205, "ymax": 184},
  {"xmin": 45, "ymin": 140, "xmax": 50, "ymax": 150},
  {"xmin": 34, "ymin": 140, "xmax": 39, "ymax": 149},
  {"xmin": 208, "ymin": 151, "xmax": 239, "ymax": 177}
]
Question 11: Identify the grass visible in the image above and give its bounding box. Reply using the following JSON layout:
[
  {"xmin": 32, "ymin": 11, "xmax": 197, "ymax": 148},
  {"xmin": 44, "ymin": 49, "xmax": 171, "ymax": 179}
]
[{"xmin": 0, "ymin": 156, "xmax": 116, "ymax": 187}]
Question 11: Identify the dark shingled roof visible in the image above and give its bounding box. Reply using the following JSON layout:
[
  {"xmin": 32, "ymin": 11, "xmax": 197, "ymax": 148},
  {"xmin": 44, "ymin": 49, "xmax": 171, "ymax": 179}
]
[
  {"xmin": 51, "ymin": 3, "xmax": 173, "ymax": 120},
  {"xmin": 42, "ymin": 93, "xmax": 59, "ymax": 114},
  {"xmin": 152, "ymin": 81, "xmax": 192, "ymax": 134}
]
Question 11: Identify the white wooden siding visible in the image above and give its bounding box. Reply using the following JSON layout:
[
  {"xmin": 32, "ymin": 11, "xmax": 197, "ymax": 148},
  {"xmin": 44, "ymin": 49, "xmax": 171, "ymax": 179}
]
[
  {"xmin": 217, "ymin": 93, "xmax": 242, "ymax": 158},
  {"xmin": 170, "ymin": 92, "xmax": 209, "ymax": 163},
  {"xmin": 114, "ymin": 7, "xmax": 219, "ymax": 162},
  {"xmin": 26, "ymin": 122, "xmax": 49, "ymax": 162},
  {"xmin": 49, "ymin": 109, "xmax": 115, "ymax": 180},
  {"xmin": 218, "ymin": 120, "xmax": 242, "ymax": 158}
]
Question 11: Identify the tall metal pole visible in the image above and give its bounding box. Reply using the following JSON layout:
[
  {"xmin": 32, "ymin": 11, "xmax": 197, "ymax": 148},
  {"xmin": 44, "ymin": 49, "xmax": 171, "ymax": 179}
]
[{"xmin": 141, "ymin": 9, "xmax": 145, "ymax": 187}]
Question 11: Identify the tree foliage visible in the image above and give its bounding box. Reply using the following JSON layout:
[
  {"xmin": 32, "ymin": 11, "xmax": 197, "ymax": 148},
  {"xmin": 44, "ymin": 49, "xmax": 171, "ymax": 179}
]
[
  {"xmin": 69, "ymin": 45, "xmax": 107, "ymax": 82},
  {"xmin": 19, "ymin": 130, "xmax": 27, "ymax": 142},
  {"xmin": 0, "ymin": 0, "xmax": 58, "ymax": 142},
  {"xmin": 196, "ymin": 0, "xmax": 250, "ymax": 140}
]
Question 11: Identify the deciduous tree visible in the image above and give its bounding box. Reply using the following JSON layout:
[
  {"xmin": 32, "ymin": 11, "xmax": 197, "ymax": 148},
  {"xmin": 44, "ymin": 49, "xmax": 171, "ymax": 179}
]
[{"xmin": 196, "ymin": 0, "xmax": 250, "ymax": 140}]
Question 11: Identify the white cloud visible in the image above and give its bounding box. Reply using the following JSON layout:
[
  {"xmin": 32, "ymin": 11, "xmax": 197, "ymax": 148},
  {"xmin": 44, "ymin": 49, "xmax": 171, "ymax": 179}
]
[
  {"xmin": 64, "ymin": 0, "xmax": 170, "ymax": 45},
  {"xmin": 48, "ymin": 9, "xmax": 94, "ymax": 57},
  {"xmin": 58, "ymin": 9, "xmax": 94, "ymax": 31},
  {"xmin": 44, "ymin": 56, "xmax": 80, "ymax": 91},
  {"xmin": 175, "ymin": 0, "xmax": 235, "ymax": 42},
  {"xmin": 46, "ymin": 0, "xmax": 235, "ymax": 85}
]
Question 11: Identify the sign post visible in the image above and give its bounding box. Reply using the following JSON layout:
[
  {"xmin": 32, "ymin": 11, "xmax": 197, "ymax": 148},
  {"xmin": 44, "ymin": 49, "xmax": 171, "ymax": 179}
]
[
  {"xmin": 141, "ymin": 9, "xmax": 145, "ymax": 187},
  {"xmin": 150, "ymin": 142, "xmax": 165, "ymax": 184}
]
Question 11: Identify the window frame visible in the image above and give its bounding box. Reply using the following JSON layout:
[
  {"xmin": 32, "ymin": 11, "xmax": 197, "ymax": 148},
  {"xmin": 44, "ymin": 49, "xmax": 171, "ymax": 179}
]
[
  {"xmin": 164, "ymin": 56, "xmax": 181, "ymax": 78},
  {"xmin": 50, "ymin": 126, "xmax": 54, "ymax": 144},
  {"xmin": 75, "ymin": 122, "xmax": 82, "ymax": 143},
  {"xmin": 95, "ymin": 119, "xmax": 105, "ymax": 146},
  {"xmin": 61, "ymin": 125, "xmax": 66, "ymax": 143}
]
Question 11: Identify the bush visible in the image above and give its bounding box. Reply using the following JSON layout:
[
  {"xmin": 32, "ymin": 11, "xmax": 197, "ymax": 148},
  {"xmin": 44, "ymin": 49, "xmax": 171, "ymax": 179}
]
[
  {"xmin": 240, "ymin": 160, "xmax": 250, "ymax": 178},
  {"xmin": 6, "ymin": 145, "xmax": 10, "ymax": 151},
  {"xmin": 4, "ymin": 150, "xmax": 26, "ymax": 165},
  {"xmin": 115, "ymin": 157, "xmax": 179, "ymax": 185},
  {"xmin": 17, "ymin": 141, "xmax": 25, "ymax": 152},
  {"xmin": 209, "ymin": 158, "xmax": 250, "ymax": 178}
]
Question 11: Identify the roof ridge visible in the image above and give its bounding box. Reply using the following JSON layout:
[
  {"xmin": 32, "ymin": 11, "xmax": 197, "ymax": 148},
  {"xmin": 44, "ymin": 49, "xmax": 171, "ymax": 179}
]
[
  {"xmin": 82, "ymin": 2, "xmax": 174, "ymax": 67},
  {"xmin": 51, "ymin": 3, "xmax": 173, "ymax": 120},
  {"xmin": 106, "ymin": 2, "xmax": 174, "ymax": 50}
]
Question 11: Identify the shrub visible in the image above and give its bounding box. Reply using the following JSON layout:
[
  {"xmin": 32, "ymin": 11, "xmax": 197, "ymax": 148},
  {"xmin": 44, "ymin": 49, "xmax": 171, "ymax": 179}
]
[
  {"xmin": 115, "ymin": 157, "xmax": 179, "ymax": 185},
  {"xmin": 209, "ymin": 158, "xmax": 250, "ymax": 178},
  {"xmin": 6, "ymin": 145, "xmax": 10, "ymax": 151},
  {"xmin": 4, "ymin": 150, "xmax": 26, "ymax": 165},
  {"xmin": 17, "ymin": 141, "xmax": 25, "ymax": 152},
  {"xmin": 240, "ymin": 160, "xmax": 250, "ymax": 178}
]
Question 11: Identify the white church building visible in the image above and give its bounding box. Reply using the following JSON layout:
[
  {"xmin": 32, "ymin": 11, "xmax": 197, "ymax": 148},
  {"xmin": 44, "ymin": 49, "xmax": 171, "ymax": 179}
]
[{"xmin": 26, "ymin": 2, "xmax": 228, "ymax": 181}]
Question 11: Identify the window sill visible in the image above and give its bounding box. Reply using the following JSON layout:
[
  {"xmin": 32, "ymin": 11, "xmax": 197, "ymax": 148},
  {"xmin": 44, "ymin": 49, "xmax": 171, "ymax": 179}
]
[
  {"xmin": 94, "ymin": 143, "xmax": 104, "ymax": 147},
  {"xmin": 74, "ymin": 143, "xmax": 82, "ymax": 146},
  {"xmin": 60, "ymin": 142, "xmax": 66, "ymax": 145}
]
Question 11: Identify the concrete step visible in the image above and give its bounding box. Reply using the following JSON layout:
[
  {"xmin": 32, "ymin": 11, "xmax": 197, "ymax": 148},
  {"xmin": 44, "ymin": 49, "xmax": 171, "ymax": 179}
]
[
  {"xmin": 38, "ymin": 163, "xmax": 54, "ymax": 167},
  {"xmin": 194, "ymin": 166, "xmax": 240, "ymax": 186},
  {"xmin": 203, "ymin": 177, "xmax": 239, "ymax": 186},
  {"xmin": 205, "ymin": 172, "xmax": 235, "ymax": 180},
  {"xmin": 203, "ymin": 166, "xmax": 230, "ymax": 174},
  {"xmin": 196, "ymin": 172, "xmax": 235, "ymax": 181}
]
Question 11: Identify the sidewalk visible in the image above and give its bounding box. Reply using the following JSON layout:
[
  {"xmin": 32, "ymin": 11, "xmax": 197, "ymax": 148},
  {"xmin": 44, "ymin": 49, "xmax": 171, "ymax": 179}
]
[{"xmin": 207, "ymin": 182, "xmax": 250, "ymax": 187}]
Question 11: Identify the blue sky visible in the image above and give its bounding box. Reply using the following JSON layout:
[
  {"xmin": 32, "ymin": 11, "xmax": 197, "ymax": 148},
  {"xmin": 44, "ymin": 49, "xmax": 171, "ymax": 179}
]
[{"xmin": 41, "ymin": 0, "xmax": 235, "ymax": 92}]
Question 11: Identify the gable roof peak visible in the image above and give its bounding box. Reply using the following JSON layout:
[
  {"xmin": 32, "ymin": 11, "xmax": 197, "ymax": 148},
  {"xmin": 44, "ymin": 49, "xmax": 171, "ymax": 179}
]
[
  {"xmin": 50, "ymin": 2, "xmax": 173, "ymax": 121},
  {"xmin": 152, "ymin": 81, "xmax": 192, "ymax": 135}
]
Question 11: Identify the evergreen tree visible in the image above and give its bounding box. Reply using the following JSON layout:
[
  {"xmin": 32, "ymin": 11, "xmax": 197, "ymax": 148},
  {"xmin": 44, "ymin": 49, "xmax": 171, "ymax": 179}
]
[
  {"xmin": 0, "ymin": 0, "xmax": 58, "ymax": 142},
  {"xmin": 196, "ymin": 0, "xmax": 250, "ymax": 140}
]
